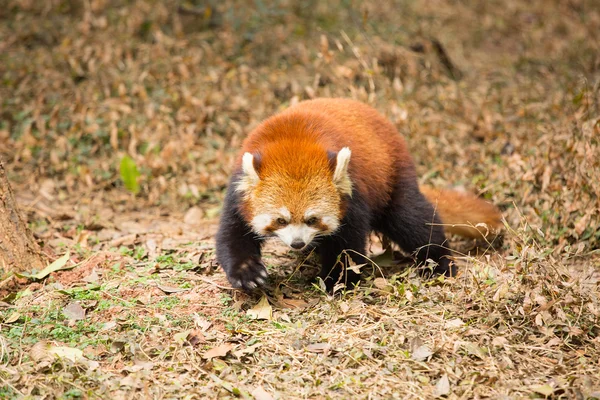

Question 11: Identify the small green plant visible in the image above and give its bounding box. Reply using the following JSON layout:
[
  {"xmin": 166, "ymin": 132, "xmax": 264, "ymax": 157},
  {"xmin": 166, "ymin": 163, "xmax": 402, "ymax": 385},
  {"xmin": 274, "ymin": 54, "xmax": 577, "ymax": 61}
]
[{"xmin": 119, "ymin": 155, "xmax": 140, "ymax": 194}]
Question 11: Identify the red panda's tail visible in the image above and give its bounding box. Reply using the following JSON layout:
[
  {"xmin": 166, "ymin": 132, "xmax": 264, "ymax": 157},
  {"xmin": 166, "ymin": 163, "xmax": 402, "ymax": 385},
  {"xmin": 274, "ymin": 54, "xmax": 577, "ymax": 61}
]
[{"xmin": 420, "ymin": 186, "xmax": 503, "ymax": 239}]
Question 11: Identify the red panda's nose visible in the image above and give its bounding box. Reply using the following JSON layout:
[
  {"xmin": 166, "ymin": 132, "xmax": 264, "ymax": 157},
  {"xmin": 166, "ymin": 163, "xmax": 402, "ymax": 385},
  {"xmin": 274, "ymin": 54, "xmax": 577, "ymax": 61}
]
[{"xmin": 290, "ymin": 240, "xmax": 306, "ymax": 249}]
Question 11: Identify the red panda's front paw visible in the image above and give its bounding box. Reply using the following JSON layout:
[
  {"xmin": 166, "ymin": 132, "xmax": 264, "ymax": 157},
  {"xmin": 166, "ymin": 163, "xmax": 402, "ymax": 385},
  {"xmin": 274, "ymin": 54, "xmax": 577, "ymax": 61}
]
[{"xmin": 227, "ymin": 257, "xmax": 269, "ymax": 291}]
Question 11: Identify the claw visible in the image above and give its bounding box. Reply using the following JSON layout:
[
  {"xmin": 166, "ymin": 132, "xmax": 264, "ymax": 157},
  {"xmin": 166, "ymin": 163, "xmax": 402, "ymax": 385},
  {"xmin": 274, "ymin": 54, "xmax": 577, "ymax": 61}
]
[
  {"xmin": 246, "ymin": 281, "xmax": 258, "ymax": 290},
  {"xmin": 231, "ymin": 279, "xmax": 242, "ymax": 288}
]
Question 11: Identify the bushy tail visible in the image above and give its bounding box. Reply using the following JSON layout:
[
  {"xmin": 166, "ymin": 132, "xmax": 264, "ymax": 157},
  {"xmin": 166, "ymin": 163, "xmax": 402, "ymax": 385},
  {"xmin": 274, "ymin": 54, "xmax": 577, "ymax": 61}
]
[{"xmin": 420, "ymin": 185, "xmax": 503, "ymax": 239}]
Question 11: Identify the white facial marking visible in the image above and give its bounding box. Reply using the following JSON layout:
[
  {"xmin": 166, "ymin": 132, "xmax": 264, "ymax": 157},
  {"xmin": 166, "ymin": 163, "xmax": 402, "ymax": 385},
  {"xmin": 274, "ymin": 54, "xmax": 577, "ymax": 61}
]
[
  {"xmin": 321, "ymin": 216, "xmax": 340, "ymax": 233},
  {"xmin": 275, "ymin": 224, "xmax": 319, "ymax": 249},
  {"xmin": 279, "ymin": 207, "xmax": 291, "ymax": 221},
  {"xmin": 251, "ymin": 213, "xmax": 273, "ymax": 234},
  {"xmin": 304, "ymin": 209, "xmax": 318, "ymax": 219}
]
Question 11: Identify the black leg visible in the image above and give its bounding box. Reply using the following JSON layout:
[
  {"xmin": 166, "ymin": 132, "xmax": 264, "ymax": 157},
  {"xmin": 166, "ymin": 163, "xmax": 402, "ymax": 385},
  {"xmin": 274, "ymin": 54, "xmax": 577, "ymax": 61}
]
[
  {"xmin": 317, "ymin": 193, "xmax": 371, "ymax": 292},
  {"xmin": 215, "ymin": 176, "xmax": 267, "ymax": 291},
  {"xmin": 374, "ymin": 179, "xmax": 455, "ymax": 276}
]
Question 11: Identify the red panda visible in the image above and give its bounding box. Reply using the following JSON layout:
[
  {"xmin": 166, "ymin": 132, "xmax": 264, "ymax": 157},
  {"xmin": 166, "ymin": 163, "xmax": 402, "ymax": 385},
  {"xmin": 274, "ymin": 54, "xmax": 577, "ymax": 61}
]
[{"xmin": 216, "ymin": 98, "xmax": 502, "ymax": 291}]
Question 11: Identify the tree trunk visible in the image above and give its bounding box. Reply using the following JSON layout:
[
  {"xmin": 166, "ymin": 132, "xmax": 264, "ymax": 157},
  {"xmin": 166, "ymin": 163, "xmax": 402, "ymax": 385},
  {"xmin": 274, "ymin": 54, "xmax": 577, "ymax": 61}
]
[{"xmin": 0, "ymin": 158, "xmax": 46, "ymax": 273}]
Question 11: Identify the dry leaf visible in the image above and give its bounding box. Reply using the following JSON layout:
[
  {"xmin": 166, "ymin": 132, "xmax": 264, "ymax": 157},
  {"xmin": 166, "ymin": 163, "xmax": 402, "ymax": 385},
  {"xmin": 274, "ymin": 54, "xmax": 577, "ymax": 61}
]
[
  {"xmin": 306, "ymin": 343, "xmax": 330, "ymax": 354},
  {"xmin": 463, "ymin": 342, "xmax": 487, "ymax": 359},
  {"xmin": 157, "ymin": 283, "xmax": 189, "ymax": 294},
  {"xmin": 492, "ymin": 336, "xmax": 508, "ymax": 347},
  {"xmin": 247, "ymin": 295, "xmax": 272, "ymax": 320},
  {"xmin": 15, "ymin": 251, "xmax": 72, "ymax": 280},
  {"xmin": 444, "ymin": 318, "xmax": 464, "ymax": 329},
  {"xmin": 373, "ymin": 277, "xmax": 388, "ymax": 289},
  {"xmin": 251, "ymin": 386, "xmax": 275, "ymax": 400},
  {"xmin": 233, "ymin": 343, "xmax": 261, "ymax": 358},
  {"xmin": 82, "ymin": 269, "xmax": 100, "ymax": 283},
  {"xmin": 411, "ymin": 344, "xmax": 433, "ymax": 361},
  {"xmin": 4, "ymin": 311, "xmax": 20, "ymax": 324},
  {"xmin": 203, "ymin": 343, "xmax": 233, "ymax": 360},
  {"xmin": 280, "ymin": 298, "xmax": 309, "ymax": 310},
  {"xmin": 63, "ymin": 302, "xmax": 86, "ymax": 320},
  {"xmin": 434, "ymin": 374, "xmax": 450, "ymax": 397},
  {"xmin": 173, "ymin": 330, "xmax": 192, "ymax": 345},
  {"xmin": 531, "ymin": 384, "xmax": 554, "ymax": 397},
  {"xmin": 339, "ymin": 301, "xmax": 350, "ymax": 313},
  {"xmin": 187, "ymin": 329, "xmax": 206, "ymax": 346},
  {"xmin": 192, "ymin": 314, "xmax": 212, "ymax": 331},
  {"xmin": 100, "ymin": 321, "xmax": 117, "ymax": 331}
]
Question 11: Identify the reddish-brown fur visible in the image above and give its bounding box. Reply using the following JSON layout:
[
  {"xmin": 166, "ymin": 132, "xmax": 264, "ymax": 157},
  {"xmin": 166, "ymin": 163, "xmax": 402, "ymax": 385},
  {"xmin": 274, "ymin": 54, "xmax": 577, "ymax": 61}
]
[
  {"xmin": 420, "ymin": 186, "xmax": 503, "ymax": 238},
  {"xmin": 236, "ymin": 98, "xmax": 501, "ymax": 238}
]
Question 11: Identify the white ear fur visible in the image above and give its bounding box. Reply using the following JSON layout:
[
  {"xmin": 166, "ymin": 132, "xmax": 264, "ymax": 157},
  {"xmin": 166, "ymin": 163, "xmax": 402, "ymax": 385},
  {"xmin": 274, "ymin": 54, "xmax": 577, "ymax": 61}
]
[
  {"xmin": 236, "ymin": 152, "xmax": 260, "ymax": 194},
  {"xmin": 333, "ymin": 147, "xmax": 352, "ymax": 196}
]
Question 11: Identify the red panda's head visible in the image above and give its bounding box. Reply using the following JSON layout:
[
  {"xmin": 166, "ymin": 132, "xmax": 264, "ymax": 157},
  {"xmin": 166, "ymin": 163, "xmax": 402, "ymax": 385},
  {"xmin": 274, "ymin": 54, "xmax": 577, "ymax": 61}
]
[{"xmin": 236, "ymin": 142, "xmax": 352, "ymax": 251}]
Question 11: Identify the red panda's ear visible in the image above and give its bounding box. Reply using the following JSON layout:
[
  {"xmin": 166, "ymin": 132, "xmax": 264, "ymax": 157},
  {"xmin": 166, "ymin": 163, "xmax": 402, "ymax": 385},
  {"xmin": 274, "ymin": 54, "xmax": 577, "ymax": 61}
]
[
  {"xmin": 328, "ymin": 147, "xmax": 353, "ymax": 196},
  {"xmin": 237, "ymin": 152, "xmax": 261, "ymax": 194}
]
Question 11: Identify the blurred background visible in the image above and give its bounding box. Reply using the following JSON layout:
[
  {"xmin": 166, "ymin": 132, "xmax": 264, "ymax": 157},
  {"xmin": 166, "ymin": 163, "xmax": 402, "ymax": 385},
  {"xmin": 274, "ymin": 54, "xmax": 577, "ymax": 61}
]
[{"xmin": 1, "ymin": 1, "xmax": 600, "ymax": 398}]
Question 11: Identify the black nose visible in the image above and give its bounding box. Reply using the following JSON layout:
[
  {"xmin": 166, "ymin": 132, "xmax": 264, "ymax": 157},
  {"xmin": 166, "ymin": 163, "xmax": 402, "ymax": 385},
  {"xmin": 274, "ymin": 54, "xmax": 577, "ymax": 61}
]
[{"xmin": 290, "ymin": 240, "xmax": 306, "ymax": 249}]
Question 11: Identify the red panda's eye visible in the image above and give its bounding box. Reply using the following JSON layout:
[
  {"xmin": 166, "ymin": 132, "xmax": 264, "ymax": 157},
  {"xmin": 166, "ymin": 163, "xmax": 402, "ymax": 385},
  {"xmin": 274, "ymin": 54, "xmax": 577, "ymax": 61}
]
[
  {"xmin": 276, "ymin": 218, "xmax": 288, "ymax": 225},
  {"xmin": 305, "ymin": 217, "xmax": 318, "ymax": 226}
]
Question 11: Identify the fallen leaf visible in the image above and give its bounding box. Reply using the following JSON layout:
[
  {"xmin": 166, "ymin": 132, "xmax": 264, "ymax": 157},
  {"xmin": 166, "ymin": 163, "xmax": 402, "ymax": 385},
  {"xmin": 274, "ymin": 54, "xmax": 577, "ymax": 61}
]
[
  {"xmin": 209, "ymin": 373, "xmax": 250, "ymax": 397},
  {"xmin": 492, "ymin": 336, "xmax": 508, "ymax": 347},
  {"xmin": 157, "ymin": 283, "xmax": 189, "ymax": 294},
  {"xmin": 174, "ymin": 330, "xmax": 192, "ymax": 345},
  {"xmin": 306, "ymin": 343, "xmax": 330, "ymax": 353},
  {"xmin": 251, "ymin": 386, "xmax": 275, "ymax": 400},
  {"xmin": 339, "ymin": 301, "xmax": 350, "ymax": 313},
  {"xmin": 145, "ymin": 239, "xmax": 159, "ymax": 259},
  {"xmin": 15, "ymin": 251, "xmax": 72, "ymax": 280},
  {"xmin": 48, "ymin": 345, "xmax": 99, "ymax": 369},
  {"xmin": 247, "ymin": 295, "xmax": 272, "ymax": 320},
  {"xmin": 30, "ymin": 341, "xmax": 52, "ymax": 362},
  {"xmin": 110, "ymin": 233, "xmax": 137, "ymax": 247},
  {"xmin": 531, "ymin": 384, "xmax": 554, "ymax": 397},
  {"xmin": 203, "ymin": 343, "xmax": 234, "ymax": 360},
  {"xmin": 444, "ymin": 318, "xmax": 464, "ymax": 329},
  {"xmin": 233, "ymin": 343, "xmax": 261, "ymax": 358},
  {"xmin": 373, "ymin": 277, "xmax": 389, "ymax": 289},
  {"xmin": 411, "ymin": 344, "xmax": 433, "ymax": 361},
  {"xmin": 82, "ymin": 269, "xmax": 100, "ymax": 283},
  {"xmin": 463, "ymin": 342, "xmax": 487, "ymax": 359},
  {"xmin": 4, "ymin": 311, "xmax": 20, "ymax": 324},
  {"xmin": 63, "ymin": 302, "xmax": 86, "ymax": 320},
  {"xmin": 187, "ymin": 329, "xmax": 206, "ymax": 346},
  {"xmin": 110, "ymin": 341, "xmax": 126, "ymax": 353},
  {"xmin": 280, "ymin": 298, "xmax": 309, "ymax": 310},
  {"xmin": 192, "ymin": 314, "xmax": 212, "ymax": 331},
  {"xmin": 434, "ymin": 374, "xmax": 450, "ymax": 397},
  {"xmin": 100, "ymin": 321, "xmax": 117, "ymax": 331},
  {"xmin": 347, "ymin": 262, "xmax": 367, "ymax": 274}
]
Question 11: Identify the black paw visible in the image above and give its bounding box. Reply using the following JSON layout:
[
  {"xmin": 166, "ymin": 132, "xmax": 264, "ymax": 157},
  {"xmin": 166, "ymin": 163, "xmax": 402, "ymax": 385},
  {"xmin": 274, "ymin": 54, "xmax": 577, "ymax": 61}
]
[{"xmin": 226, "ymin": 257, "xmax": 269, "ymax": 291}]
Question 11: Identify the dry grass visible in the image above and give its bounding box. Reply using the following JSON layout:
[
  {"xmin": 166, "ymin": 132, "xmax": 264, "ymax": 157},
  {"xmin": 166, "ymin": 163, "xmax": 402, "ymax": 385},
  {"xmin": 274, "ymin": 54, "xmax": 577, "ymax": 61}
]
[{"xmin": 1, "ymin": 0, "xmax": 599, "ymax": 399}]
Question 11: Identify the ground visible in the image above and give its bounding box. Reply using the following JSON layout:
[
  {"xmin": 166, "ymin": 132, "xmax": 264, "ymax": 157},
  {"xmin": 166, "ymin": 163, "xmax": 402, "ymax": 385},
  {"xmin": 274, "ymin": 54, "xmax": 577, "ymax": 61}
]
[{"xmin": 1, "ymin": 0, "xmax": 599, "ymax": 399}]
